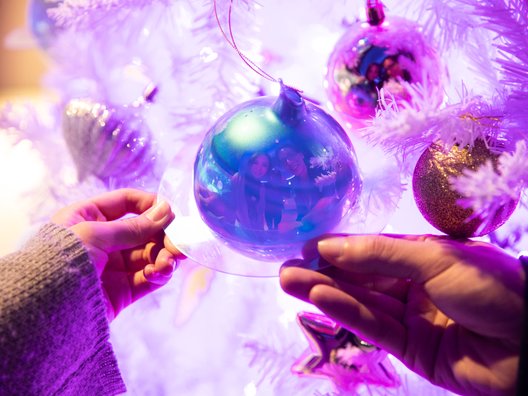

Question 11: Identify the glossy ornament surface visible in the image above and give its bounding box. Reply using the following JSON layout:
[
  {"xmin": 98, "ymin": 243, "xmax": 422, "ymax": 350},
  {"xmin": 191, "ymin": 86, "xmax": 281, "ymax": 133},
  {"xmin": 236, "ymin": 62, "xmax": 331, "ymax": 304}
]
[
  {"xmin": 412, "ymin": 140, "xmax": 519, "ymax": 238},
  {"xmin": 195, "ymin": 84, "xmax": 362, "ymax": 261},
  {"xmin": 62, "ymin": 97, "xmax": 157, "ymax": 187},
  {"xmin": 326, "ymin": 16, "xmax": 442, "ymax": 123},
  {"xmin": 160, "ymin": 84, "xmax": 363, "ymax": 276}
]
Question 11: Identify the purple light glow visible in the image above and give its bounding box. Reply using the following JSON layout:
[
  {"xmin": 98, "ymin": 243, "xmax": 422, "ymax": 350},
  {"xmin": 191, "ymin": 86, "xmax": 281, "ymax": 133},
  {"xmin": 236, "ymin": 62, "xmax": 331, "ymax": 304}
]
[{"xmin": 2, "ymin": 0, "xmax": 526, "ymax": 395}]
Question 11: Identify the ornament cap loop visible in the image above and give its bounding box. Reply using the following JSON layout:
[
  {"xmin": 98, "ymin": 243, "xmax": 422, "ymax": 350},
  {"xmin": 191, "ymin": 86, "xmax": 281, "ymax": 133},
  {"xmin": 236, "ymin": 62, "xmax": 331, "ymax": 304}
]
[
  {"xmin": 366, "ymin": 0, "xmax": 385, "ymax": 26},
  {"xmin": 273, "ymin": 80, "xmax": 306, "ymax": 124}
]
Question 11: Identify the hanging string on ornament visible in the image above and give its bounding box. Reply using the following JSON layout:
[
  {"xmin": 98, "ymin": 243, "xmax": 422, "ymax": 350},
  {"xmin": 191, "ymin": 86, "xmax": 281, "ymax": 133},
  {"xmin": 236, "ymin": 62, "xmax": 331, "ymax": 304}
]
[
  {"xmin": 159, "ymin": 5, "xmax": 367, "ymax": 275},
  {"xmin": 212, "ymin": 0, "xmax": 314, "ymax": 98},
  {"xmin": 213, "ymin": 0, "xmax": 277, "ymax": 84},
  {"xmin": 325, "ymin": 0, "xmax": 444, "ymax": 126},
  {"xmin": 160, "ymin": 81, "xmax": 364, "ymax": 276}
]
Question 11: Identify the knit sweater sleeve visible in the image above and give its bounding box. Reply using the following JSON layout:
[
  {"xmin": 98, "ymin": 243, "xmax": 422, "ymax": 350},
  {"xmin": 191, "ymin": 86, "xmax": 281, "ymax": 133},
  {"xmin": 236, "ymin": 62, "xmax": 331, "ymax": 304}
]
[{"xmin": 0, "ymin": 223, "xmax": 126, "ymax": 396}]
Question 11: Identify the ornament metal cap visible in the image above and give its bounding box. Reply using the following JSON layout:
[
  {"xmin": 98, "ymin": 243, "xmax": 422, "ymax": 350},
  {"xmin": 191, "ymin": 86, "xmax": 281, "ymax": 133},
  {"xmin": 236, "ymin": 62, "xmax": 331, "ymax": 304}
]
[
  {"xmin": 272, "ymin": 80, "xmax": 307, "ymax": 124},
  {"xmin": 366, "ymin": 0, "xmax": 385, "ymax": 26}
]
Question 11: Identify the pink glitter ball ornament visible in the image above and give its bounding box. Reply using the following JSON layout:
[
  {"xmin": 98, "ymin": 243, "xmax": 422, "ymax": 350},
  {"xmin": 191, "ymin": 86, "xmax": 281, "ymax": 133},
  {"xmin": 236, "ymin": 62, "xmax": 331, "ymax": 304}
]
[
  {"xmin": 325, "ymin": 3, "xmax": 443, "ymax": 124},
  {"xmin": 412, "ymin": 139, "xmax": 520, "ymax": 238}
]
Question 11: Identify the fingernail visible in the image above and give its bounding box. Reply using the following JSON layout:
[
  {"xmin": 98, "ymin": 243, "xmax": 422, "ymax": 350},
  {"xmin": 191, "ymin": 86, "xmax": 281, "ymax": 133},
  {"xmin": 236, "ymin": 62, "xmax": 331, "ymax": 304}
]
[
  {"xmin": 160, "ymin": 257, "xmax": 177, "ymax": 275},
  {"xmin": 318, "ymin": 237, "xmax": 345, "ymax": 260},
  {"xmin": 280, "ymin": 258, "xmax": 331, "ymax": 273},
  {"xmin": 144, "ymin": 271, "xmax": 165, "ymax": 285},
  {"xmin": 279, "ymin": 259, "xmax": 305, "ymax": 274},
  {"xmin": 146, "ymin": 201, "xmax": 171, "ymax": 223},
  {"xmin": 143, "ymin": 266, "xmax": 171, "ymax": 285}
]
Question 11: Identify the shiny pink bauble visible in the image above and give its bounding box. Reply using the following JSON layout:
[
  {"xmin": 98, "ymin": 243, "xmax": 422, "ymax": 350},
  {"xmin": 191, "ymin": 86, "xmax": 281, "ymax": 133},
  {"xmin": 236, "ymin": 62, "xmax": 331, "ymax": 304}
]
[{"xmin": 325, "ymin": 17, "xmax": 443, "ymax": 123}]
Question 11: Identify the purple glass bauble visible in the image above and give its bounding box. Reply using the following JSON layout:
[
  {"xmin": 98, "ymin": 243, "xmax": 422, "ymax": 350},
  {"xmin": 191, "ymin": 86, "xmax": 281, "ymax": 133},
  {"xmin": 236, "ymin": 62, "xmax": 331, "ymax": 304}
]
[
  {"xmin": 28, "ymin": 0, "xmax": 63, "ymax": 49},
  {"xmin": 62, "ymin": 98, "xmax": 157, "ymax": 186},
  {"xmin": 413, "ymin": 140, "xmax": 519, "ymax": 238},
  {"xmin": 325, "ymin": 16, "xmax": 442, "ymax": 123},
  {"xmin": 194, "ymin": 83, "xmax": 362, "ymax": 261}
]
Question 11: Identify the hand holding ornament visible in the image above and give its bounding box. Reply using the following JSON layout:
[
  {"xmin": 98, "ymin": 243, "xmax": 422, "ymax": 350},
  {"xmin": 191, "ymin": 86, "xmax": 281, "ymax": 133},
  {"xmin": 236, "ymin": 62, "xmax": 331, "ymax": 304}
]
[
  {"xmin": 280, "ymin": 234, "xmax": 526, "ymax": 396},
  {"xmin": 52, "ymin": 188, "xmax": 184, "ymax": 321}
]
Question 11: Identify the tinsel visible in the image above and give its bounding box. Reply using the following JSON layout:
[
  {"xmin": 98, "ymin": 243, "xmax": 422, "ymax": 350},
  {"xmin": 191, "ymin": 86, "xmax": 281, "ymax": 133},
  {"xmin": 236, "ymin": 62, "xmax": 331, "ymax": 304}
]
[
  {"xmin": 48, "ymin": 0, "xmax": 172, "ymax": 29},
  {"xmin": 432, "ymin": 0, "xmax": 528, "ymax": 217},
  {"xmin": 364, "ymin": 83, "xmax": 503, "ymax": 158},
  {"xmin": 462, "ymin": 0, "xmax": 528, "ymax": 133},
  {"xmin": 364, "ymin": 0, "xmax": 528, "ymax": 218},
  {"xmin": 450, "ymin": 139, "xmax": 528, "ymax": 220}
]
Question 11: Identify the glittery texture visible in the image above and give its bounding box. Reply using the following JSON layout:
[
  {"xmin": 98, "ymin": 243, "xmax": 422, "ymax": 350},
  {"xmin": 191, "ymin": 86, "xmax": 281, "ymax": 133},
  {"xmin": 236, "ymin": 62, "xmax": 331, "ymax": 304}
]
[
  {"xmin": 451, "ymin": 139, "xmax": 526, "ymax": 222},
  {"xmin": 412, "ymin": 139, "xmax": 519, "ymax": 237}
]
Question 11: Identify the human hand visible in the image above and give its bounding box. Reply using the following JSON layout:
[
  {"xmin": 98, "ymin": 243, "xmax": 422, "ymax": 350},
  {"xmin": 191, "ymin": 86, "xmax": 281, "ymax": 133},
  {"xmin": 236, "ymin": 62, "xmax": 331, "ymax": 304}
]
[
  {"xmin": 280, "ymin": 234, "xmax": 525, "ymax": 396},
  {"xmin": 52, "ymin": 188, "xmax": 182, "ymax": 321}
]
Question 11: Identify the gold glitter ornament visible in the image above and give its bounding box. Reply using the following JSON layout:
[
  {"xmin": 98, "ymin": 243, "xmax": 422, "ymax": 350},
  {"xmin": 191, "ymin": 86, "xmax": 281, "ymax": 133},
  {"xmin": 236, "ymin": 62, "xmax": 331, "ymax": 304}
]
[{"xmin": 412, "ymin": 139, "xmax": 519, "ymax": 238}]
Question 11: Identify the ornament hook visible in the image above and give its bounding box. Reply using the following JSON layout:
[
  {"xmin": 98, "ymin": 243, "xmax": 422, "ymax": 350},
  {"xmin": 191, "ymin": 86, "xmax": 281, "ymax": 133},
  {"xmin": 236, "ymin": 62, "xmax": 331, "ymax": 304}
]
[{"xmin": 366, "ymin": 0, "xmax": 385, "ymax": 26}]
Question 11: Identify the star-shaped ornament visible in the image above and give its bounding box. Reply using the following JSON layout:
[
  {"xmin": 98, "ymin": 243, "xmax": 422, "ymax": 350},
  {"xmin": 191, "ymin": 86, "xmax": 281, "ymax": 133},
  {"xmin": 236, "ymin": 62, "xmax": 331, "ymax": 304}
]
[{"xmin": 292, "ymin": 311, "xmax": 400, "ymax": 391}]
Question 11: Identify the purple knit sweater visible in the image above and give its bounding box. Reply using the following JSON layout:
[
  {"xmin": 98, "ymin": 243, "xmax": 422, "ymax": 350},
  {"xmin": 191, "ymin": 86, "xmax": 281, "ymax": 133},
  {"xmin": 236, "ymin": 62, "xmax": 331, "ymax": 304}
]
[{"xmin": 0, "ymin": 223, "xmax": 126, "ymax": 395}]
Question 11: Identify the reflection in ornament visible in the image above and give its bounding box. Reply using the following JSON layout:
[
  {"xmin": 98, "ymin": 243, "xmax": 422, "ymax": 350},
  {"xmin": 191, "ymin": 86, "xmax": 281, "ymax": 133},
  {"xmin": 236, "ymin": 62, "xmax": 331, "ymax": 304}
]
[
  {"xmin": 413, "ymin": 139, "xmax": 520, "ymax": 237},
  {"xmin": 292, "ymin": 312, "xmax": 399, "ymax": 391},
  {"xmin": 326, "ymin": 6, "xmax": 442, "ymax": 124},
  {"xmin": 193, "ymin": 83, "xmax": 362, "ymax": 262},
  {"xmin": 62, "ymin": 92, "xmax": 157, "ymax": 187}
]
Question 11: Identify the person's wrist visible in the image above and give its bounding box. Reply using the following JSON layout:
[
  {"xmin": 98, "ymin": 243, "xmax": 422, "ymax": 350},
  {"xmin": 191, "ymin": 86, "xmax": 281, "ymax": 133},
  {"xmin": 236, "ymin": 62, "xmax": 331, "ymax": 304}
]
[{"xmin": 70, "ymin": 223, "xmax": 108, "ymax": 275}]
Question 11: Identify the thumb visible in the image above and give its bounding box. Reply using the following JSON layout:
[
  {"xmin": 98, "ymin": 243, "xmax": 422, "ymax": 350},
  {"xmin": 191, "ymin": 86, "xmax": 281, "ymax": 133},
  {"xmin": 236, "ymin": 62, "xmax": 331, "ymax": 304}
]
[
  {"xmin": 97, "ymin": 201, "xmax": 174, "ymax": 251},
  {"xmin": 317, "ymin": 234, "xmax": 450, "ymax": 283}
]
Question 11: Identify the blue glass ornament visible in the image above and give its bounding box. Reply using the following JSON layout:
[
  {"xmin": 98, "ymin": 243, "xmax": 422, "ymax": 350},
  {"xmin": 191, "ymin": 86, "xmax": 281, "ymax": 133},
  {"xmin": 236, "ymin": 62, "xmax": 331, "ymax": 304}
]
[
  {"xmin": 28, "ymin": 0, "xmax": 62, "ymax": 49},
  {"xmin": 193, "ymin": 83, "xmax": 362, "ymax": 262}
]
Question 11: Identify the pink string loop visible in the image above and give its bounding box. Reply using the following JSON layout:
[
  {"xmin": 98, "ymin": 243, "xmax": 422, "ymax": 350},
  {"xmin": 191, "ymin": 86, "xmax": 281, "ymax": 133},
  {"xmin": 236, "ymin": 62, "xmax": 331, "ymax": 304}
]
[{"xmin": 213, "ymin": 0, "xmax": 278, "ymax": 83}]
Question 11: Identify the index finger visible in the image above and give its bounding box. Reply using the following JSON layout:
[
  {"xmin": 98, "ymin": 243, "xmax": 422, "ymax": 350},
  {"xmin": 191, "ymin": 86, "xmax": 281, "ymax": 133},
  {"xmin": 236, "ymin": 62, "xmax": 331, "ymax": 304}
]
[
  {"xmin": 163, "ymin": 235, "xmax": 186, "ymax": 259},
  {"xmin": 89, "ymin": 188, "xmax": 157, "ymax": 220}
]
